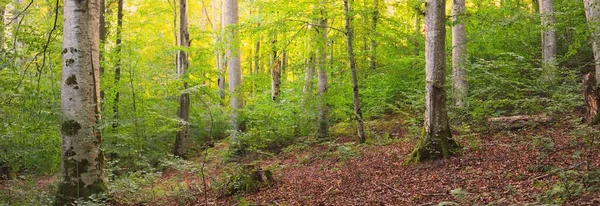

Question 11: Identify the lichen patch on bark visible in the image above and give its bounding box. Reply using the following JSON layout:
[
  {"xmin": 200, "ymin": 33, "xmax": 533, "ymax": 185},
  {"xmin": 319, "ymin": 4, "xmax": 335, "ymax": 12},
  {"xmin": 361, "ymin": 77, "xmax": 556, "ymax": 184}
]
[
  {"xmin": 61, "ymin": 120, "xmax": 81, "ymax": 136},
  {"xmin": 65, "ymin": 75, "xmax": 77, "ymax": 85}
]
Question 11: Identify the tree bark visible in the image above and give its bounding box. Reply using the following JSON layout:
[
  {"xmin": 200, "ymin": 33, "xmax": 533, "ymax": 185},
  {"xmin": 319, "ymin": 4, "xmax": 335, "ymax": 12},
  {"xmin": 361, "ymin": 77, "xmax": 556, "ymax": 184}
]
[
  {"xmin": 225, "ymin": 0, "xmax": 244, "ymax": 137},
  {"xmin": 369, "ymin": 0, "xmax": 378, "ymax": 70},
  {"xmin": 99, "ymin": 0, "xmax": 106, "ymax": 104},
  {"xmin": 583, "ymin": 72, "xmax": 600, "ymax": 123},
  {"xmin": 303, "ymin": 53, "xmax": 315, "ymax": 95},
  {"xmin": 317, "ymin": 15, "xmax": 329, "ymax": 140},
  {"xmin": 452, "ymin": 0, "xmax": 468, "ymax": 107},
  {"xmin": 56, "ymin": 0, "xmax": 107, "ymax": 204},
  {"xmin": 212, "ymin": 0, "xmax": 225, "ymax": 102},
  {"xmin": 344, "ymin": 0, "xmax": 366, "ymax": 143},
  {"xmin": 584, "ymin": 0, "xmax": 600, "ymax": 85},
  {"xmin": 407, "ymin": 0, "xmax": 459, "ymax": 163},
  {"xmin": 271, "ymin": 59, "xmax": 281, "ymax": 101},
  {"xmin": 174, "ymin": 0, "xmax": 190, "ymax": 157},
  {"xmin": 112, "ymin": 0, "xmax": 123, "ymax": 128},
  {"xmin": 539, "ymin": 0, "xmax": 556, "ymax": 71}
]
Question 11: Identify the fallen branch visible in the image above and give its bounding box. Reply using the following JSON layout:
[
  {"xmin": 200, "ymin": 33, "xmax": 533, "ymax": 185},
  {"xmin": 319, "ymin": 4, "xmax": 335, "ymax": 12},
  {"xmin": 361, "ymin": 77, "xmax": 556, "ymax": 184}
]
[{"xmin": 487, "ymin": 114, "xmax": 552, "ymax": 131}]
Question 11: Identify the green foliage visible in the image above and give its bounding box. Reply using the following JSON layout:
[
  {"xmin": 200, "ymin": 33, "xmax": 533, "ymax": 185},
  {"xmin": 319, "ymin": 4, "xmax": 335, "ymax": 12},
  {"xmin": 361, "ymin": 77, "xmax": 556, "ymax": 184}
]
[
  {"xmin": 214, "ymin": 164, "xmax": 273, "ymax": 197},
  {"xmin": 0, "ymin": 178, "xmax": 56, "ymax": 205}
]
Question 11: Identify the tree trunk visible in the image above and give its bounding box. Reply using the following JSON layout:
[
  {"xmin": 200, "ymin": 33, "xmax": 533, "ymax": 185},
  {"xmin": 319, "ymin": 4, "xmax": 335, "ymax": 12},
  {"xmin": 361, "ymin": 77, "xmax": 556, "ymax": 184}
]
[
  {"xmin": 271, "ymin": 59, "xmax": 281, "ymax": 101},
  {"xmin": 225, "ymin": 0, "xmax": 244, "ymax": 137},
  {"xmin": 452, "ymin": 0, "xmax": 468, "ymax": 107},
  {"xmin": 303, "ymin": 53, "xmax": 315, "ymax": 95},
  {"xmin": 112, "ymin": 0, "xmax": 123, "ymax": 128},
  {"xmin": 56, "ymin": 0, "xmax": 107, "ymax": 204},
  {"xmin": 583, "ymin": 72, "xmax": 600, "ymax": 123},
  {"xmin": 539, "ymin": 0, "xmax": 556, "ymax": 79},
  {"xmin": 212, "ymin": 0, "xmax": 225, "ymax": 102},
  {"xmin": 413, "ymin": 10, "xmax": 422, "ymax": 56},
  {"xmin": 99, "ymin": 0, "xmax": 106, "ymax": 104},
  {"xmin": 174, "ymin": 0, "xmax": 190, "ymax": 158},
  {"xmin": 254, "ymin": 37, "xmax": 261, "ymax": 74},
  {"xmin": 270, "ymin": 33, "xmax": 281, "ymax": 101},
  {"xmin": 407, "ymin": 0, "xmax": 459, "ymax": 164},
  {"xmin": 584, "ymin": 0, "xmax": 600, "ymax": 85},
  {"xmin": 369, "ymin": 0, "xmax": 378, "ymax": 70},
  {"xmin": 317, "ymin": 16, "xmax": 329, "ymax": 140},
  {"xmin": 344, "ymin": 0, "xmax": 366, "ymax": 143}
]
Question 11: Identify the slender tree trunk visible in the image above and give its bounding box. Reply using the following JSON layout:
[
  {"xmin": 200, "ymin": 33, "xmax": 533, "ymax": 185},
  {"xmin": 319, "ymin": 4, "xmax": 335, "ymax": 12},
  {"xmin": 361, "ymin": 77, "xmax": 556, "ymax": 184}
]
[
  {"xmin": 584, "ymin": 0, "xmax": 600, "ymax": 123},
  {"xmin": 112, "ymin": 0, "xmax": 123, "ymax": 128},
  {"xmin": 407, "ymin": 0, "xmax": 459, "ymax": 163},
  {"xmin": 56, "ymin": 0, "xmax": 107, "ymax": 204},
  {"xmin": 99, "ymin": 0, "xmax": 106, "ymax": 103},
  {"xmin": 225, "ymin": 0, "xmax": 243, "ymax": 137},
  {"xmin": 270, "ymin": 34, "xmax": 281, "ymax": 101},
  {"xmin": 369, "ymin": 0, "xmax": 378, "ymax": 70},
  {"xmin": 174, "ymin": 0, "xmax": 190, "ymax": 157},
  {"xmin": 254, "ymin": 37, "xmax": 261, "ymax": 73},
  {"xmin": 413, "ymin": 12, "xmax": 421, "ymax": 56},
  {"xmin": 539, "ymin": 0, "xmax": 556, "ymax": 76},
  {"xmin": 452, "ymin": 0, "xmax": 468, "ymax": 107},
  {"xmin": 282, "ymin": 49, "xmax": 288, "ymax": 80},
  {"xmin": 344, "ymin": 0, "xmax": 365, "ymax": 143},
  {"xmin": 317, "ymin": 15, "xmax": 329, "ymax": 139},
  {"xmin": 584, "ymin": 0, "xmax": 600, "ymax": 84},
  {"xmin": 271, "ymin": 59, "xmax": 281, "ymax": 101},
  {"xmin": 212, "ymin": 0, "xmax": 225, "ymax": 101},
  {"xmin": 303, "ymin": 53, "xmax": 315, "ymax": 95}
]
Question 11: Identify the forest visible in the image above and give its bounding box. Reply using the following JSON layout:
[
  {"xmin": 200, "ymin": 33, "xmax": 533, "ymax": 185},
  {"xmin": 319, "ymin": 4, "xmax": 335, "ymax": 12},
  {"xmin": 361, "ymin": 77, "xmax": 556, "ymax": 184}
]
[{"xmin": 2, "ymin": 0, "xmax": 600, "ymax": 205}]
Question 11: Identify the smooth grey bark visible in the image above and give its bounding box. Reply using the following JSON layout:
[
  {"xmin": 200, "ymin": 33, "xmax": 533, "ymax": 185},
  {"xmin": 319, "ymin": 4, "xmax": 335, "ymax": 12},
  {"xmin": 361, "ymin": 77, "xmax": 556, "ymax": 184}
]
[
  {"xmin": 224, "ymin": 0, "xmax": 243, "ymax": 136},
  {"xmin": 407, "ymin": 0, "xmax": 459, "ymax": 163},
  {"xmin": 369, "ymin": 0, "xmax": 378, "ymax": 70},
  {"xmin": 344, "ymin": 0, "xmax": 365, "ymax": 143},
  {"xmin": 584, "ymin": 0, "xmax": 600, "ymax": 83},
  {"xmin": 303, "ymin": 53, "xmax": 315, "ymax": 95},
  {"xmin": 174, "ymin": 0, "xmax": 190, "ymax": 157},
  {"xmin": 112, "ymin": 0, "xmax": 123, "ymax": 128},
  {"xmin": 539, "ymin": 0, "xmax": 556, "ymax": 66},
  {"xmin": 316, "ymin": 16, "xmax": 329, "ymax": 139},
  {"xmin": 212, "ymin": 0, "xmax": 225, "ymax": 101},
  {"xmin": 452, "ymin": 0, "xmax": 468, "ymax": 107},
  {"xmin": 56, "ymin": 0, "xmax": 107, "ymax": 204}
]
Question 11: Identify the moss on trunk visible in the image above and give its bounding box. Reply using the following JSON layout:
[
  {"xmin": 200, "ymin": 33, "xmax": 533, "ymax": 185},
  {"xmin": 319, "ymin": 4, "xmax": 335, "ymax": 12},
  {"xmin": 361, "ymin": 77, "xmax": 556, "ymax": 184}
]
[{"xmin": 405, "ymin": 125, "xmax": 461, "ymax": 164}]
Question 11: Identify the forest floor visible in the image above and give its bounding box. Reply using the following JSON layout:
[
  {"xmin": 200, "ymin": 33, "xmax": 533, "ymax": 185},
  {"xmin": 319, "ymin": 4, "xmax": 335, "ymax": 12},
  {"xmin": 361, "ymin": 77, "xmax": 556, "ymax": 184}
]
[
  {"xmin": 3, "ymin": 113, "xmax": 600, "ymax": 205},
  {"xmin": 196, "ymin": 113, "xmax": 600, "ymax": 205}
]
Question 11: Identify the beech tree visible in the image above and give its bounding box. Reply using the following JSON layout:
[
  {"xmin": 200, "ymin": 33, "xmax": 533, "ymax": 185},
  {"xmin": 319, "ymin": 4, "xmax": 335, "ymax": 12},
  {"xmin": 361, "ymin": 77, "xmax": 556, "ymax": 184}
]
[
  {"xmin": 56, "ymin": 0, "xmax": 107, "ymax": 204},
  {"xmin": 316, "ymin": 9, "xmax": 329, "ymax": 139},
  {"xmin": 407, "ymin": 0, "xmax": 459, "ymax": 163},
  {"xmin": 344, "ymin": 0, "xmax": 365, "ymax": 143},
  {"xmin": 584, "ymin": 0, "xmax": 600, "ymax": 123},
  {"xmin": 585, "ymin": 0, "xmax": 600, "ymax": 83},
  {"xmin": 112, "ymin": 0, "xmax": 124, "ymax": 128},
  {"xmin": 452, "ymin": 0, "xmax": 467, "ymax": 107},
  {"xmin": 539, "ymin": 0, "xmax": 556, "ymax": 75},
  {"xmin": 225, "ymin": 0, "xmax": 243, "ymax": 136},
  {"xmin": 173, "ymin": 0, "xmax": 190, "ymax": 157}
]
